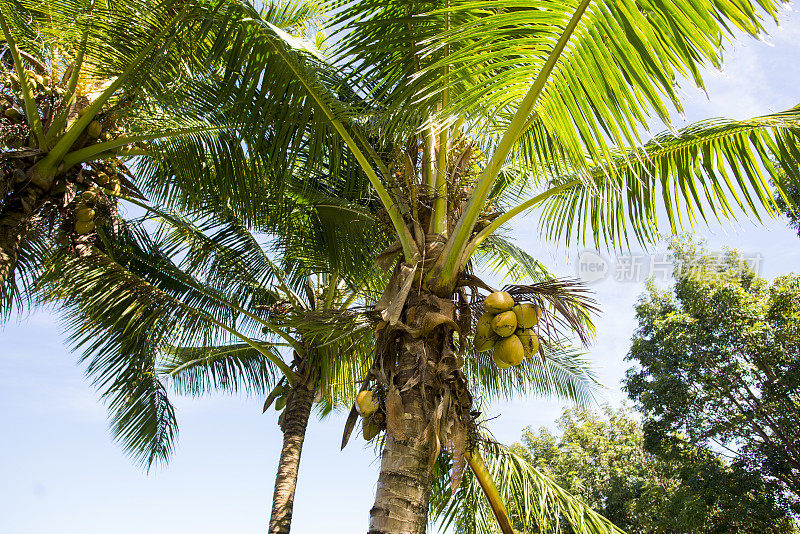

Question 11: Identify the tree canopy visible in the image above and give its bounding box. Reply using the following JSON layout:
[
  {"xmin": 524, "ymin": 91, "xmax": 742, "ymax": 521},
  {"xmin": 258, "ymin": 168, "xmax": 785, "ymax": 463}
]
[
  {"xmin": 514, "ymin": 405, "xmax": 796, "ymax": 533},
  {"xmin": 625, "ymin": 240, "xmax": 800, "ymax": 515}
]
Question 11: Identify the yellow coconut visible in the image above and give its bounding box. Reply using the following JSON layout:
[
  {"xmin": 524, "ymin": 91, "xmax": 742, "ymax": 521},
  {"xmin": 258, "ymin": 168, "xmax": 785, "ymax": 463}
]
[
  {"xmin": 491, "ymin": 310, "xmax": 517, "ymax": 338},
  {"xmin": 363, "ymin": 417, "xmax": 380, "ymax": 440},
  {"xmin": 494, "ymin": 335, "xmax": 525, "ymax": 367},
  {"xmin": 76, "ymin": 208, "xmax": 95, "ymax": 222},
  {"xmin": 512, "ymin": 303, "xmax": 541, "ymax": 329},
  {"xmin": 516, "ymin": 328, "xmax": 540, "ymax": 358},
  {"xmin": 484, "ymin": 291, "xmax": 515, "ymax": 313},
  {"xmin": 87, "ymin": 120, "xmax": 102, "ymax": 138},
  {"xmin": 474, "ymin": 332, "xmax": 497, "ymax": 352},
  {"xmin": 356, "ymin": 390, "xmax": 379, "ymax": 417},
  {"xmin": 75, "ymin": 220, "xmax": 95, "ymax": 234},
  {"xmin": 476, "ymin": 312, "xmax": 495, "ymax": 337},
  {"xmin": 82, "ymin": 190, "xmax": 98, "ymax": 203},
  {"xmin": 492, "ymin": 352, "xmax": 512, "ymax": 369}
]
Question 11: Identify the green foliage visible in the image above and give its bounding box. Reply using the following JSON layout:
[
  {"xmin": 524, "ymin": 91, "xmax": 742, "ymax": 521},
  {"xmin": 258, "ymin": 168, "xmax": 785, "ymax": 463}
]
[
  {"xmin": 625, "ymin": 239, "xmax": 800, "ymax": 513},
  {"xmin": 431, "ymin": 437, "xmax": 623, "ymax": 534},
  {"xmin": 514, "ymin": 405, "xmax": 797, "ymax": 533}
]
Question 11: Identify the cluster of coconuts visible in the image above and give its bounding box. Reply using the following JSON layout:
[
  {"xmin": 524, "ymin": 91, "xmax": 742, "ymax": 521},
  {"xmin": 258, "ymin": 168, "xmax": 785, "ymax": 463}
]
[
  {"xmin": 74, "ymin": 187, "xmax": 101, "ymax": 235},
  {"xmin": 474, "ymin": 291, "xmax": 541, "ymax": 368},
  {"xmin": 356, "ymin": 390, "xmax": 383, "ymax": 440}
]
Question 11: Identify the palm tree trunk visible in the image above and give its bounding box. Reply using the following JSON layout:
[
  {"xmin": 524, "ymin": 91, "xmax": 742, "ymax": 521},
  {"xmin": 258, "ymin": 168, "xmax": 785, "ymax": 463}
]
[
  {"xmin": 268, "ymin": 373, "xmax": 316, "ymax": 534},
  {"xmin": 368, "ymin": 335, "xmax": 436, "ymax": 534}
]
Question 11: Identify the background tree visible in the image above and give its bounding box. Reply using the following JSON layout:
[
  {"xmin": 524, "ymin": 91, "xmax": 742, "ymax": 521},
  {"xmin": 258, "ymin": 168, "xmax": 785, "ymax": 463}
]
[
  {"xmin": 625, "ymin": 240, "xmax": 800, "ymax": 513},
  {"xmin": 513, "ymin": 405, "xmax": 796, "ymax": 533}
]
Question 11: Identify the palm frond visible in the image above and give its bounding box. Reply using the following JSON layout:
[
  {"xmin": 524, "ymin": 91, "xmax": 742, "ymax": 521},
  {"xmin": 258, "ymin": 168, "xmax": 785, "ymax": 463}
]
[
  {"xmin": 536, "ymin": 107, "xmax": 800, "ymax": 249},
  {"xmin": 159, "ymin": 343, "xmax": 283, "ymax": 397},
  {"xmin": 431, "ymin": 439, "xmax": 624, "ymax": 534}
]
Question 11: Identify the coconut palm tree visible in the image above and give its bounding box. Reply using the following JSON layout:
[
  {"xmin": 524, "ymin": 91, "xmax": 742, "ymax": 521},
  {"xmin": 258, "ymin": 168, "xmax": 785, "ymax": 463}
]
[
  {"xmin": 169, "ymin": 2, "xmax": 800, "ymax": 533},
  {"xmin": 39, "ymin": 190, "xmax": 609, "ymax": 534},
  {"xmin": 0, "ymin": 0, "xmax": 338, "ymax": 315}
]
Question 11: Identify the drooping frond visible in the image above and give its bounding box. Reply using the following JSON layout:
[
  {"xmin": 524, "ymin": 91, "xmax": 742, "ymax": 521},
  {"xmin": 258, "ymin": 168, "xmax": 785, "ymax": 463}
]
[
  {"xmin": 535, "ymin": 107, "xmax": 800, "ymax": 249},
  {"xmin": 159, "ymin": 343, "xmax": 283, "ymax": 397},
  {"xmin": 464, "ymin": 341, "xmax": 599, "ymax": 406},
  {"xmin": 473, "ymin": 234, "xmax": 554, "ymax": 284},
  {"xmin": 431, "ymin": 439, "xmax": 624, "ymax": 534}
]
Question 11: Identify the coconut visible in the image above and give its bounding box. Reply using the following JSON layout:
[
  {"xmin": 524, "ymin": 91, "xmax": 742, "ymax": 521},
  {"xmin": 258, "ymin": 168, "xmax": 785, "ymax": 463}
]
[
  {"xmin": 491, "ymin": 310, "xmax": 517, "ymax": 338},
  {"xmin": 75, "ymin": 220, "xmax": 95, "ymax": 235},
  {"xmin": 484, "ymin": 291, "xmax": 515, "ymax": 313},
  {"xmin": 476, "ymin": 312, "xmax": 495, "ymax": 337},
  {"xmin": 356, "ymin": 390, "xmax": 379, "ymax": 417},
  {"xmin": 275, "ymin": 395, "xmax": 286, "ymax": 411},
  {"xmin": 492, "ymin": 352, "xmax": 512, "ymax": 369},
  {"xmin": 516, "ymin": 328, "xmax": 540, "ymax": 358},
  {"xmin": 81, "ymin": 190, "xmax": 98, "ymax": 203},
  {"xmin": 512, "ymin": 303, "xmax": 541, "ymax": 329},
  {"xmin": 474, "ymin": 332, "xmax": 497, "ymax": 352},
  {"xmin": 87, "ymin": 120, "xmax": 102, "ymax": 138},
  {"xmin": 4, "ymin": 107, "xmax": 21, "ymax": 120},
  {"xmin": 363, "ymin": 417, "xmax": 380, "ymax": 440},
  {"xmin": 76, "ymin": 208, "xmax": 95, "ymax": 222},
  {"xmin": 494, "ymin": 335, "xmax": 524, "ymax": 367}
]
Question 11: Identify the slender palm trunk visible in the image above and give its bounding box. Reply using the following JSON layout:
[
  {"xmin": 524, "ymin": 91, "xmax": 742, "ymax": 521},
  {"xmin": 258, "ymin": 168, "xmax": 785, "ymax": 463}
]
[
  {"xmin": 369, "ymin": 329, "xmax": 441, "ymax": 534},
  {"xmin": 268, "ymin": 372, "xmax": 316, "ymax": 534}
]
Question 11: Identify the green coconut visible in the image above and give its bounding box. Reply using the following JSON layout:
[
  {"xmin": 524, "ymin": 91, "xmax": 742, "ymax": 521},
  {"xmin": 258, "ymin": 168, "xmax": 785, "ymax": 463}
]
[
  {"xmin": 516, "ymin": 328, "xmax": 540, "ymax": 358},
  {"xmin": 492, "ymin": 352, "xmax": 512, "ymax": 369},
  {"xmin": 356, "ymin": 390, "xmax": 379, "ymax": 417},
  {"xmin": 75, "ymin": 220, "xmax": 95, "ymax": 235},
  {"xmin": 275, "ymin": 395, "xmax": 286, "ymax": 411},
  {"xmin": 4, "ymin": 107, "xmax": 21, "ymax": 119},
  {"xmin": 476, "ymin": 312, "xmax": 495, "ymax": 337},
  {"xmin": 484, "ymin": 291, "xmax": 515, "ymax": 313},
  {"xmin": 491, "ymin": 310, "xmax": 517, "ymax": 338},
  {"xmin": 87, "ymin": 120, "xmax": 102, "ymax": 138},
  {"xmin": 76, "ymin": 208, "xmax": 95, "ymax": 222},
  {"xmin": 513, "ymin": 303, "xmax": 541, "ymax": 329},
  {"xmin": 474, "ymin": 332, "xmax": 497, "ymax": 352},
  {"xmin": 494, "ymin": 335, "xmax": 525, "ymax": 367},
  {"xmin": 81, "ymin": 190, "xmax": 98, "ymax": 203},
  {"xmin": 363, "ymin": 417, "xmax": 380, "ymax": 440}
]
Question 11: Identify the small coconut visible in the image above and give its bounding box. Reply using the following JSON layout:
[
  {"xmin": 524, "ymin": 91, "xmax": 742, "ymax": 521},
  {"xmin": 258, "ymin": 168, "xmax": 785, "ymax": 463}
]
[
  {"xmin": 275, "ymin": 395, "xmax": 286, "ymax": 411},
  {"xmin": 356, "ymin": 390, "xmax": 379, "ymax": 417},
  {"xmin": 363, "ymin": 417, "xmax": 380, "ymax": 440},
  {"xmin": 512, "ymin": 303, "xmax": 541, "ymax": 329},
  {"xmin": 87, "ymin": 120, "xmax": 102, "ymax": 138},
  {"xmin": 474, "ymin": 332, "xmax": 497, "ymax": 352},
  {"xmin": 484, "ymin": 291, "xmax": 515, "ymax": 313},
  {"xmin": 492, "ymin": 352, "xmax": 512, "ymax": 369},
  {"xmin": 4, "ymin": 107, "xmax": 21, "ymax": 120},
  {"xmin": 491, "ymin": 310, "xmax": 517, "ymax": 338},
  {"xmin": 476, "ymin": 312, "xmax": 495, "ymax": 336},
  {"xmin": 81, "ymin": 190, "xmax": 98, "ymax": 203},
  {"xmin": 76, "ymin": 207, "xmax": 95, "ymax": 222},
  {"xmin": 516, "ymin": 328, "xmax": 540, "ymax": 358},
  {"xmin": 494, "ymin": 335, "xmax": 524, "ymax": 367},
  {"xmin": 75, "ymin": 220, "xmax": 95, "ymax": 235}
]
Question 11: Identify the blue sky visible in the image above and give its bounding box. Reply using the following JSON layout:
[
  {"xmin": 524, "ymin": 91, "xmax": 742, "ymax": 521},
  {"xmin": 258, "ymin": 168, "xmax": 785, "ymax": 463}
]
[{"xmin": 2, "ymin": 10, "xmax": 800, "ymax": 534}]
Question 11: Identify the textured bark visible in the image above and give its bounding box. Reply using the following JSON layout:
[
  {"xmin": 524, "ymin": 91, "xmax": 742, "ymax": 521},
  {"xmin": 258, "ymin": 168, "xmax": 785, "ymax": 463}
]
[
  {"xmin": 368, "ymin": 337, "xmax": 437, "ymax": 534},
  {"xmin": 0, "ymin": 185, "xmax": 41, "ymax": 289},
  {"xmin": 268, "ymin": 375, "xmax": 316, "ymax": 534}
]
